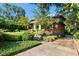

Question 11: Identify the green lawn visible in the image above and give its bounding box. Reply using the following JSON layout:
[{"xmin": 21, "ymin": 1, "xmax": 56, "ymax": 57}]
[{"xmin": 0, "ymin": 41, "xmax": 40, "ymax": 56}]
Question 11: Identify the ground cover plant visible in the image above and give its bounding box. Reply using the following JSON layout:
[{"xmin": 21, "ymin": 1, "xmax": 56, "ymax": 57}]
[
  {"xmin": 0, "ymin": 41, "xmax": 40, "ymax": 56},
  {"xmin": 43, "ymin": 35, "xmax": 58, "ymax": 42}
]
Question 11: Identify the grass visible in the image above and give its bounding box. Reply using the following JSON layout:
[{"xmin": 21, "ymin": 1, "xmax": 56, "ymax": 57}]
[{"xmin": 0, "ymin": 41, "xmax": 40, "ymax": 56}]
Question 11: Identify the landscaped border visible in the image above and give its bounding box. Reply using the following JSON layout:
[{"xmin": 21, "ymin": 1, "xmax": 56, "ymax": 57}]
[{"xmin": 0, "ymin": 41, "xmax": 41, "ymax": 56}]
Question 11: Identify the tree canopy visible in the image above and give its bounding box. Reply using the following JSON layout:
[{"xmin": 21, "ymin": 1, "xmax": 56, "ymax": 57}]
[
  {"xmin": 55, "ymin": 3, "xmax": 79, "ymax": 34},
  {"xmin": 0, "ymin": 3, "xmax": 25, "ymax": 20}
]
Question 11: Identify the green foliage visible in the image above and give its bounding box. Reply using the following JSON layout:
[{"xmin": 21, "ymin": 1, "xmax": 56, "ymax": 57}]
[
  {"xmin": 2, "ymin": 31, "xmax": 34, "ymax": 41},
  {"xmin": 2, "ymin": 32, "xmax": 22, "ymax": 41},
  {"xmin": 0, "ymin": 3, "xmax": 28, "ymax": 31},
  {"xmin": 18, "ymin": 16, "xmax": 29, "ymax": 29},
  {"xmin": 33, "ymin": 4, "xmax": 53, "ymax": 28},
  {"xmin": 35, "ymin": 16, "xmax": 53, "ymax": 27},
  {"xmin": 0, "ymin": 32, "xmax": 4, "ymax": 41},
  {"xmin": 22, "ymin": 32, "xmax": 34, "ymax": 41},
  {"xmin": 56, "ymin": 3, "xmax": 79, "ymax": 34},
  {"xmin": 74, "ymin": 31, "xmax": 79, "ymax": 39},
  {"xmin": 33, "ymin": 4, "xmax": 52, "ymax": 17},
  {"xmin": 0, "ymin": 19, "xmax": 21, "ymax": 31},
  {"xmin": 31, "ymin": 30, "xmax": 44, "ymax": 36},
  {"xmin": 43, "ymin": 35, "xmax": 58, "ymax": 42},
  {"xmin": 0, "ymin": 41, "xmax": 40, "ymax": 56},
  {"xmin": 0, "ymin": 17, "xmax": 29, "ymax": 31},
  {"xmin": 0, "ymin": 3, "xmax": 25, "ymax": 20}
]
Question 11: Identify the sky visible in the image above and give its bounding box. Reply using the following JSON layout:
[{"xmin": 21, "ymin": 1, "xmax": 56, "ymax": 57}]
[{"xmin": 0, "ymin": 3, "xmax": 57, "ymax": 20}]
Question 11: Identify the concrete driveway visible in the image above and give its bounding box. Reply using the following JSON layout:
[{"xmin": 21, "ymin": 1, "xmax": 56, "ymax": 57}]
[{"xmin": 15, "ymin": 39, "xmax": 78, "ymax": 56}]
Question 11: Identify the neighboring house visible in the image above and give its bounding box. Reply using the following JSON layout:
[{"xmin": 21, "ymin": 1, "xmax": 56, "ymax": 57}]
[{"xmin": 30, "ymin": 14, "xmax": 65, "ymax": 36}]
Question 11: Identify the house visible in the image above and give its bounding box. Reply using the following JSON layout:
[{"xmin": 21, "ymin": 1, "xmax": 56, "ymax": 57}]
[
  {"xmin": 45, "ymin": 15, "xmax": 65, "ymax": 35},
  {"xmin": 30, "ymin": 14, "xmax": 65, "ymax": 36}
]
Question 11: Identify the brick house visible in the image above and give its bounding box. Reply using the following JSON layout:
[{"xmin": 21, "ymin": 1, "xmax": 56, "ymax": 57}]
[
  {"xmin": 45, "ymin": 15, "xmax": 65, "ymax": 36},
  {"xmin": 30, "ymin": 15, "xmax": 65, "ymax": 36}
]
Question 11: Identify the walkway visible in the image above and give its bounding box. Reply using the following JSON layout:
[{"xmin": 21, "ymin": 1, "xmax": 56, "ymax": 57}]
[{"xmin": 15, "ymin": 38, "xmax": 79, "ymax": 56}]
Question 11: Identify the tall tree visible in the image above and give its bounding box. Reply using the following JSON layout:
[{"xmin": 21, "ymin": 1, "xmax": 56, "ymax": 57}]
[
  {"xmin": 55, "ymin": 3, "xmax": 79, "ymax": 34},
  {"xmin": 33, "ymin": 3, "xmax": 53, "ymax": 17},
  {"xmin": 32, "ymin": 3, "xmax": 53, "ymax": 27},
  {"xmin": 18, "ymin": 16, "xmax": 29, "ymax": 29},
  {"xmin": 0, "ymin": 3, "xmax": 25, "ymax": 20}
]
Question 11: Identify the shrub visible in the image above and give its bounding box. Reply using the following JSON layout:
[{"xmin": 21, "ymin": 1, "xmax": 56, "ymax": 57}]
[
  {"xmin": 2, "ymin": 33, "xmax": 22, "ymax": 41},
  {"xmin": 74, "ymin": 31, "xmax": 79, "ymax": 39},
  {"xmin": 5, "ymin": 29, "xmax": 12, "ymax": 32},
  {"xmin": 0, "ymin": 32, "xmax": 4, "ymax": 41},
  {"xmin": 43, "ymin": 35, "xmax": 58, "ymax": 42},
  {"xmin": 31, "ymin": 30, "xmax": 44, "ymax": 36},
  {"xmin": 22, "ymin": 32, "xmax": 34, "ymax": 41},
  {"xmin": 14, "ymin": 29, "xmax": 20, "ymax": 32}
]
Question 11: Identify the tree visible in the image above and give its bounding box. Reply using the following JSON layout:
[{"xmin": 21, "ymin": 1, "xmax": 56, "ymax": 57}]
[
  {"xmin": 32, "ymin": 3, "xmax": 53, "ymax": 17},
  {"xmin": 0, "ymin": 3, "xmax": 25, "ymax": 20},
  {"xmin": 34, "ymin": 16, "xmax": 53, "ymax": 28},
  {"xmin": 18, "ymin": 16, "xmax": 29, "ymax": 29},
  {"xmin": 55, "ymin": 3, "xmax": 79, "ymax": 34},
  {"xmin": 32, "ymin": 3, "xmax": 53, "ymax": 28}
]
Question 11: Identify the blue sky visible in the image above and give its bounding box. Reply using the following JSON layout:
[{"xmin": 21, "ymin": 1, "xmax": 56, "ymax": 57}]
[{"xmin": 0, "ymin": 3, "xmax": 57, "ymax": 20}]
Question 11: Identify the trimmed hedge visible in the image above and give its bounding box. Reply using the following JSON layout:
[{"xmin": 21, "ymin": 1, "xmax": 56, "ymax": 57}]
[
  {"xmin": 2, "ymin": 32, "xmax": 23, "ymax": 41},
  {"xmin": 3, "ymin": 34, "xmax": 22, "ymax": 41},
  {"xmin": 2, "ymin": 31, "xmax": 34, "ymax": 41}
]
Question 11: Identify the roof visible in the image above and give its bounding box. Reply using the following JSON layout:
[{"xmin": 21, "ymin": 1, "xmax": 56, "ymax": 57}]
[
  {"xmin": 30, "ymin": 14, "xmax": 66, "ymax": 24},
  {"xmin": 52, "ymin": 15, "xmax": 65, "ymax": 20}
]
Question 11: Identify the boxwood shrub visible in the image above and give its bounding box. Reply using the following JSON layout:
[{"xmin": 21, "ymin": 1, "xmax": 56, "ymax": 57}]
[{"xmin": 22, "ymin": 32, "xmax": 34, "ymax": 41}]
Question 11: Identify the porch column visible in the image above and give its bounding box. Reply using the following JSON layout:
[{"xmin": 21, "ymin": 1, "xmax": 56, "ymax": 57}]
[
  {"xmin": 34, "ymin": 24, "xmax": 36, "ymax": 30},
  {"xmin": 39, "ymin": 24, "xmax": 41, "ymax": 30}
]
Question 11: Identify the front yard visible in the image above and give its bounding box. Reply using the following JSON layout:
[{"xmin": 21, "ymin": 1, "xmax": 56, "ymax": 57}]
[{"xmin": 0, "ymin": 30, "xmax": 40, "ymax": 56}]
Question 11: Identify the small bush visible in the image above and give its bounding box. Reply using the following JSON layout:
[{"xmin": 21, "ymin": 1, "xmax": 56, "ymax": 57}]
[
  {"xmin": 74, "ymin": 31, "xmax": 79, "ymax": 39},
  {"xmin": 43, "ymin": 35, "xmax": 58, "ymax": 42},
  {"xmin": 2, "ymin": 33, "xmax": 21, "ymax": 41},
  {"xmin": 22, "ymin": 32, "xmax": 34, "ymax": 41}
]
